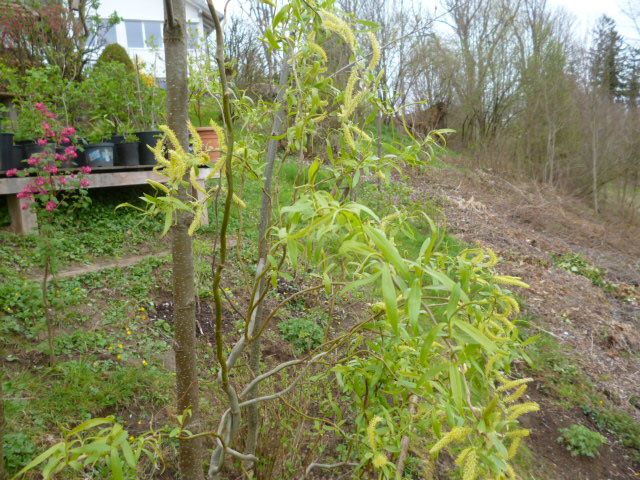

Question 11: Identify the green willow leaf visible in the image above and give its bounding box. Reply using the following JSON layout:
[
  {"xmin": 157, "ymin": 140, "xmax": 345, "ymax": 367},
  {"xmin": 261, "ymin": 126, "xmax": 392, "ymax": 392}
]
[
  {"xmin": 380, "ymin": 264, "xmax": 399, "ymax": 334},
  {"xmin": 454, "ymin": 319, "xmax": 497, "ymax": 354}
]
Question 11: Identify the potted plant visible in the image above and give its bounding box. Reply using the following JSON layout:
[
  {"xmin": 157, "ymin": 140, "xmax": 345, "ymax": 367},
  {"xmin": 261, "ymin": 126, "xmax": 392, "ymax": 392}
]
[
  {"xmin": 8, "ymin": 66, "xmax": 81, "ymax": 161},
  {"xmin": 0, "ymin": 104, "xmax": 15, "ymax": 172},
  {"xmin": 114, "ymin": 126, "xmax": 139, "ymax": 167},
  {"xmin": 133, "ymin": 56, "xmax": 165, "ymax": 165},
  {"xmin": 79, "ymin": 118, "xmax": 114, "ymax": 168}
]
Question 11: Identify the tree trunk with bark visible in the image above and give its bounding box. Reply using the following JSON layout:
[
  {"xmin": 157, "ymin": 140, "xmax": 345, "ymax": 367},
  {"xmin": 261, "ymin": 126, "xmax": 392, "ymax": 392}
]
[
  {"xmin": 163, "ymin": 1, "xmax": 204, "ymax": 478},
  {"xmin": 245, "ymin": 59, "xmax": 290, "ymax": 465},
  {"xmin": 0, "ymin": 364, "xmax": 5, "ymax": 480}
]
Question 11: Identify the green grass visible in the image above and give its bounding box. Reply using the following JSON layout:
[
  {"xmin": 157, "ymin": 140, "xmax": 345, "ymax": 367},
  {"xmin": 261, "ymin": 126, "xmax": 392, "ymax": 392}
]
[
  {"xmin": 1, "ymin": 191, "xmax": 176, "ymax": 475},
  {"xmin": 0, "ymin": 187, "xmax": 164, "ymax": 278}
]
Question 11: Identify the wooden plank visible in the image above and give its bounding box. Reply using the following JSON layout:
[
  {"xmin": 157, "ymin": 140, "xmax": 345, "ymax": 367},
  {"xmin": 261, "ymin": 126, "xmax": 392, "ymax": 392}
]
[{"xmin": 0, "ymin": 167, "xmax": 215, "ymax": 195}]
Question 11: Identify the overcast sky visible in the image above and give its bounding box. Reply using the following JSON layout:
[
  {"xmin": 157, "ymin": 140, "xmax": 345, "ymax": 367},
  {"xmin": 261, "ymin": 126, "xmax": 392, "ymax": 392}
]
[{"xmin": 213, "ymin": 0, "xmax": 638, "ymax": 43}]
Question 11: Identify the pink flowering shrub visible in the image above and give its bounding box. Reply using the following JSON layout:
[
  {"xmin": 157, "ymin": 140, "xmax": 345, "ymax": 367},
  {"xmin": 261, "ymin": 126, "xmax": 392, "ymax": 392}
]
[{"xmin": 9, "ymin": 103, "xmax": 91, "ymax": 214}]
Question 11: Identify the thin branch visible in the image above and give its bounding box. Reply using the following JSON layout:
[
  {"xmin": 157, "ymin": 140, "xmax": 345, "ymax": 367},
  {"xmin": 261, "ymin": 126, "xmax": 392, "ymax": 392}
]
[{"xmin": 303, "ymin": 461, "xmax": 358, "ymax": 478}]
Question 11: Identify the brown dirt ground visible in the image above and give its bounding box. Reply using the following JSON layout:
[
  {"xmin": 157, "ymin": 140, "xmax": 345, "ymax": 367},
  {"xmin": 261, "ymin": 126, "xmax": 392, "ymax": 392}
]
[{"xmin": 408, "ymin": 160, "xmax": 640, "ymax": 479}]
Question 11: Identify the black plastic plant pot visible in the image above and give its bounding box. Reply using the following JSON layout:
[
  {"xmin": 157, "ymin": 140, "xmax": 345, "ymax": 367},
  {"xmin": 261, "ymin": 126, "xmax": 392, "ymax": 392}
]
[
  {"xmin": 114, "ymin": 141, "xmax": 140, "ymax": 167},
  {"xmin": 10, "ymin": 145, "xmax": 24, "ymax": 170},
  {"xmin": 23, "ymin": 142, "xmax": 45, "ymax": 160},
  {"xmin": 136, "ymin": 130, "xmax": 161, "ymax": 166},
  {"xmin": 112, "ymin": 135, "xmax": 125, "ymax": 164},
  {"xmin": 83, "ymin": 143, "xmax": 115, "ymax": 168},
  {"xmin": 0, "ymin": 132, "xmax": 14, "ymax": 172}
]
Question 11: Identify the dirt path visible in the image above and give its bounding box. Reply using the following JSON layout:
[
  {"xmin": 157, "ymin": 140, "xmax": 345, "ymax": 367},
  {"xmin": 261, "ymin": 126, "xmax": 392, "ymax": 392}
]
[
  {"xmin": 409, "ymin": 161, "xmax": 640, "ymax": 478},
  {"xmin": 27, "ymin": 251, "xmax": 171, "ymax": 281}
]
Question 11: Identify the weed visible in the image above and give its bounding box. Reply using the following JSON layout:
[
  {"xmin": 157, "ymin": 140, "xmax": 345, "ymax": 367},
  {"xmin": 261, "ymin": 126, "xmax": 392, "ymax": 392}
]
[
  {"xmin": 52, "ymin": 330, "xmax": 109, "ymax": 355},
  {"xmin": 279, "ymin": 316, "xmax": 325, "ymax": 354},
  {"xmin": 553, "ymin": 252, "xmax": 608, "ymax": 288},
  {"xmin": 582, "ymin": 406, "xmax": 640, "ymax": 453},
  {"xmin": 557, "ymin": 424, "xmax": 607, "ymax": 457},
  {"xmin": 3, "ymin": 432, "xmax": 37, "ymax": 473}
]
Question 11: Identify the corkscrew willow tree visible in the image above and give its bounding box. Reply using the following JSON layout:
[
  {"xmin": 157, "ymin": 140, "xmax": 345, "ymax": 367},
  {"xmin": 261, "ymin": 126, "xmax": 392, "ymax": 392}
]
[
  {"xmin": 11, "ymin": 0, "xmax": 538, "ymax": 479},
  {"xmin": 148, "ymin": 0, "xmax": 536, "ymax": 478}
]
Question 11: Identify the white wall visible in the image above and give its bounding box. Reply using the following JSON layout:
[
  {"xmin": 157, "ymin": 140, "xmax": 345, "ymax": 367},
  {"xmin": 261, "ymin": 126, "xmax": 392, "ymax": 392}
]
[{"xmin": 95, "ymin": 0, "xmax": 209, "ymax": 77}]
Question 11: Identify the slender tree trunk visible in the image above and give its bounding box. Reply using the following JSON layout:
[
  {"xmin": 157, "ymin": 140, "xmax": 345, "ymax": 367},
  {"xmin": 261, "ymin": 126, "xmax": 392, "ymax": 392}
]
[
  {"xmin": 245, "ymin": 59, "xmax": 290, "ymax": 468},
  {"xmin": 42, "ymin": 255, "xmax": 55, "ymax": 366},
  {"xmin": 592, "ymin": 117, "xmax": 599, "ymax": 214},
  {"xmin": 163, "ymin": 1, "xmax": 204, "ymax": 478},
  {"xmin": 0, "ymin": 363, "xmax": 5, "ymax": 480}
]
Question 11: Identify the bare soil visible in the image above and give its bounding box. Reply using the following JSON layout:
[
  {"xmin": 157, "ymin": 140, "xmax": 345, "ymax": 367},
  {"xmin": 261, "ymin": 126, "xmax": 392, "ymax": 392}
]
[{"xmin": 409, "ymin": 160, "xmax": 640, "ymax": 478}]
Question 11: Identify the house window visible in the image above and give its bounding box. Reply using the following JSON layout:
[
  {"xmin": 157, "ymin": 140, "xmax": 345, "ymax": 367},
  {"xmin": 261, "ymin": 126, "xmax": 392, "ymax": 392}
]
[
  {"xmin": 125, "ymin": 21, "xmax": 144, "ymax": 48},
  {"xmin": 104, "ymin": 23, "xmax": 118, "ymax": 44},
  {"xmin": 143, "ymin": 21, "xmax": 163, "ymax": 47},
  {"xmin": 87, "ymin": 20, "xmax": 117, "ymax": 48},
  {"xmin": 125, "ymin": 20, "xmax": 164, "ymax": 49},
  {"xmin": 187, "ymin": 23, "xmax": 200, "ymax": 49}
]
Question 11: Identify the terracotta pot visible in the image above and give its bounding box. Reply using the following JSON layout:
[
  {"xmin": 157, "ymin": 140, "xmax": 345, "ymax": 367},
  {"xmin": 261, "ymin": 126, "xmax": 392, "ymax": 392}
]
[{"xmin": 195, "ymin": 127, "xmax": 220, "ymax": 162}]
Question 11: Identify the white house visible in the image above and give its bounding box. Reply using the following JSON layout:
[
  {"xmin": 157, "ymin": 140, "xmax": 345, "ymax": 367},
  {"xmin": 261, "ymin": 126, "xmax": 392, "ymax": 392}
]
[{"xmin": 93, "ymin": 0, "xmax": 216, "ymax": 77}]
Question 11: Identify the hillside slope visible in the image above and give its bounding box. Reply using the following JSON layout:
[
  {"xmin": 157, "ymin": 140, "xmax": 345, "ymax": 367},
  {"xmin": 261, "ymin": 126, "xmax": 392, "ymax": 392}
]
[{"xmin": 412, "ymin": 160, "xmax": 640, "ymax": 479}]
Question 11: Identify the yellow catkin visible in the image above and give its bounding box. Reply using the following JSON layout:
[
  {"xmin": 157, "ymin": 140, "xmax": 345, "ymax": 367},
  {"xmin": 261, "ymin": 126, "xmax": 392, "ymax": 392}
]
[
  {"xmin": 504, "ymin": 385, "xmax": 527, "ymax": 404},
  {"xmin": 507, "ymin": 402, "xmax": 540, "ymax": 421},
  {"xmin": 429, "ymin": 427, "xmax": 472, "ymax": 455},
  {"xmin": 506, "ymin": 429, "xmax": 531, "ymax": 439},
  {"xmin": 341, "ymin": 67, "xmax": 360, "ymax": 119},
  {"xmin": 484, "ymin": 354, "xmax": 500, "ymax": 376},
  {"xmin": 308, "ymin": 41, "xmax": 328, "ymax": 63},
  {"xmin": 367, "ymin": 416, "xmax": 383, "ymax": 450},
  {"xmin": 367, "ymin": 31, "xmax": 381, "ymax": 71},
  {"xmin": 209, "ymin": 120, "xmax": 226, "ymax": 154},
  {"xmin": 505, "ymin": 295, "xmax": 521, "ymax": 315},
  {"xmin": 188, "ymin": 122, "xmax": 203, "ymax": 154},
  {"xmin": 505, "ymin": 464, "xmax": 518, "ymax": 479},
  {"xmin": 423, "ymin": 458, "xmax": 436, "ymax": 479},
  {"xmin": 494, "ymin": 314, "xmax": 515, "ymax": 332},
  {"xmin": 343, "ymin": 124, "xmax": 357, "ymax": 151},
  {"xmin": 508, "ymin": 437, "xmax": 522, "ymax": 459},
  {"xmin": 462, "ymin": 449, "xmax": 477, "ymax": 480},
  {"xmin": 455, "ymin": 447, "xmax": 473, "ymax": 466},
  {"xmin": 321, "ymin": 11, "xmax": 357, "ymax": 52},
  {"xmin": 493, "ymin": 276, "xmax": 530, "ymax": 289},
  {"xmin": 497, "ymin": 377, "xmax": 533, "ymax": 393}
]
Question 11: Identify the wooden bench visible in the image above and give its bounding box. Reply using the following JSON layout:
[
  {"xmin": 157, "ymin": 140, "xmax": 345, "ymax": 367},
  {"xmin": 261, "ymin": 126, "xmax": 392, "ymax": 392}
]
[{"xmin": 0, "ymin": 166, "xmax": 213, "ymax": 234}]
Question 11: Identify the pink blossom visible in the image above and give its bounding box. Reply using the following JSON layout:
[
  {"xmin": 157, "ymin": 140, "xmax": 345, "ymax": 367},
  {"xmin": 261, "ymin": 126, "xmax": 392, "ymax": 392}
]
[
  {"xmin": 35, "ymin": 103, "xmax": 46, "ymax": 112},
  {"xmin": 17, "ymin": 190, "xmax": 32, "ymax": 199},
  {"xmin": 61, "ymin": 127, "xmax": 76, "ymax": 136},
  {"xmin": 44, "ymin": 164, "xmax": 59, "ymax": 174},
  {"xmin": 80, "ymin": 178, "xmax": 90, "ymax": 188},
  {"xmin": 27, "ymin": 156, "xmax": 40, "ymax": 166},
  {"xmin": 21, "ymin": 203, "xmax": 30, "ymax": 210},
  {"xmin": 64, "ymin": 146, "xmax": 77, "ymax": 158},
  {"xmin": 54, "ymin": 153, "xmax": 66, "ymax": 162},
  {"xmin": 35, "ymin": 176, "xmax": 46, "ymax": 186},
  {"xmin": 61, "ymin": 136, "xmax": 70, "ymax": 145},
  {"xmin": 45, "ymin": 201, "xmax": 57, "ymax": 212},
  {"xmin": 80, "ymin": 166, "xmax": 92, "ymax": 174},
  {"xmin": 6, "ymin": 168, "xmax": 18, "ymax": 177},
  {"xmin": 59, "ymin": 176, "xmax": 68, "ymax": 185},
  {"xmin": 37, "ymin": 138, "xmax": 48, "ymax": 146}
]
